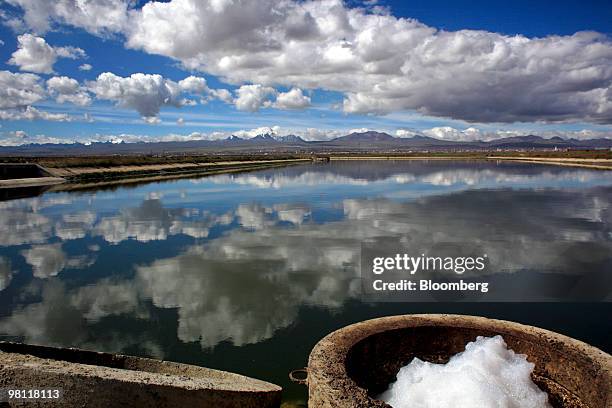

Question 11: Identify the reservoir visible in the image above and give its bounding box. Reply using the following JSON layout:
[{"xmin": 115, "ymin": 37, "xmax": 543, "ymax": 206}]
[{"xmin": 0, "ymin": 160, "xmax": 610, "ymax": 404}]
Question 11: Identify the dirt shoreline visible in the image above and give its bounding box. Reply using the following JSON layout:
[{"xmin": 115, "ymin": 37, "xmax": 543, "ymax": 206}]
[
  {"xmin": 330, "ymin": 155, "xmax": 612, "ymax": 169},
  {"xmin": 485, "ymin": 156, "xmax": 612, "ymax": 170}
]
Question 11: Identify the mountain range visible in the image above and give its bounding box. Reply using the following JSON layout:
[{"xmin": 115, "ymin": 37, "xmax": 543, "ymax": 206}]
[{"xmin": 1, "ymin": 131, "xmax": 611, "ymax": 156}]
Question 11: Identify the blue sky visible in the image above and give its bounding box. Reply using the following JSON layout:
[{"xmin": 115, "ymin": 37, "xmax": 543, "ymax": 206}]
[{"xmin": 0, "ymin": 0, "xmax": 611, "ymax": 145}]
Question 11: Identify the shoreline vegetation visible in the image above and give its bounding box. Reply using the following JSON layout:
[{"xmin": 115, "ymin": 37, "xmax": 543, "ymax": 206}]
[{"xmin": 0, "ymin": 151, "xmax": 611, "ymax": 191}]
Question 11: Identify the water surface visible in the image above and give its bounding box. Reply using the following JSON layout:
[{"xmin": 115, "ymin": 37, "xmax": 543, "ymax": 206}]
[{"xmin": 0, "ymin": 160, "xmax": 610, "ymax": 404}]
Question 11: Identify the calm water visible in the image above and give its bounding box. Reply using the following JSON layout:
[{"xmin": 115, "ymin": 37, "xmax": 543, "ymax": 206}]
[{"xmin": 0, "ymin": 160, "xmax": 611, "ymax": 404}]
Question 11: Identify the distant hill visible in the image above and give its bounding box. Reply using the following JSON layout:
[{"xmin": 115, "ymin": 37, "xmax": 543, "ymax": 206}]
[
  {"xmin": 333, "ymin": 131, "xmax": 397, "ymax": 143},
  {"xmin": 275, "ymin": 134, "xmax": 307, "ymax": 144},
  {"xmin": 1, "ymin": 131, "xmax": 610, "ymax": 156}
]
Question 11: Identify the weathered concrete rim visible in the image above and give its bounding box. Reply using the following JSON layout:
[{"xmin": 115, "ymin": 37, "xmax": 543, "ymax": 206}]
[
  {"xmin": 0, "ymin": 341, "xmax": 281, "ymax": 393},
  {"xmin": 0, "ymin": 176, "xmax": 65, "ymax": 188},
  {"xmin": 307, "ymin": 314, "xmax": 612, "ymax": 407},
  {"xmin": 0, "ymin": 163, "xmax": 66, "ymax": 188}
]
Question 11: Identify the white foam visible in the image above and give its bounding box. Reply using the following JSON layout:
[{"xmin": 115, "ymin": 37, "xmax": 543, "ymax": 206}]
[{"xmin": 377, "ymin": 335, "xmax": 551, "ymax": 408}]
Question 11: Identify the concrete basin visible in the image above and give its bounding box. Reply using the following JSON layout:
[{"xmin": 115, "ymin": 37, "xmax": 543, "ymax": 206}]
[{"xmin": 307, "ymin": 314, "xmax": 611, "ymax": 407}]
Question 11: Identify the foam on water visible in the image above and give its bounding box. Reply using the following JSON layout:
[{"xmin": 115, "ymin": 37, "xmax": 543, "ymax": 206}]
[{"xmin": 377, "ymin": 335, "xmax": 551, "ymax": 408}]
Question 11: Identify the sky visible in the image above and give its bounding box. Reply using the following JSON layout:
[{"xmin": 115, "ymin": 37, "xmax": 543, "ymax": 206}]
[{"xmin": 0, "ymin": 0, "xmax": 611, "ymax": 146}]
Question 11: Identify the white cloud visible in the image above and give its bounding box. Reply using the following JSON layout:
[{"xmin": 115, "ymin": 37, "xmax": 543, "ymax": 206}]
[
  {"xmin": 0, "ymin": 106, "xmax": 72, "ymax": 122},
  {"xmin": 10, "ymin": 130, "xmax": 28, "ymax": 139},
  {"xmin": 89, "ymin": 72, "xmax": 183, "ymax": 119},
  {"xmin": 395, "ymin": 129, "xmax": 420, "ymax": 138},
  {"xmin": 8, "ymin": 34, "xmax": 55, "ymax": 73},
  {"xmin": 119, "ymin": 0, "xmax": 612, "ymax": 124},
  {"xmin": 233, "ymin": 84, "xmax": 276, "ymax": 112},
  {"xmin": 5, "ymin": 0, "xmax": 131, "ymax": 35},
  {"xmin": 143, "ymin": 116, "xmax": 161, "ymax": 124},
  {"xmin": 6, "ymin": 0, "xmax": 612, "ymax": 124},
  {"xmin": 0, "ymin": 129, "xmax": 77, "ymax": 145},
  {"xmin": 0, "ymin": 70, "xmax": 45, "ymax": 109},
  {"xmin": 178, "ymin": 75, "xmax": 208, "ymax": 94},
  {"xmin": 209, "ymin": 88, "xmax": 232, "ymax": 103},
  {"xmin": 8, "ymin": 34, "xmax": 86, "ymax": 74},
  {"xmin": 0, "ymin": 70, "xmax": 77, "ymax": 121},
  {"xmin": 423, "ymin": 126, "xmax": 483, "ymax": 142},
  {"xmin": 46, "ymin": 76, "xmax": 91, "ymax": 106},
  {"xmin": 89, "ymin": 72, "xmax": 233, "ymax": 120},
  {"xmin": 273, "ymin": 88, "xmax": 311, "ymax": 110},
  {"xmin": 349, "ymin": 127, "xmax": 371, "ymax": 134},
  {"xmin": 78, "ymin": 63, "xmax": 92, "ymax": 71}
]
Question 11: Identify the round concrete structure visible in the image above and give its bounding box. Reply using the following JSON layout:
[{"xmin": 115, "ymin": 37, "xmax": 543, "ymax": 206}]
[{"xmin": 307, "ymin": 314, "xmax": 611, "ymax": 407}]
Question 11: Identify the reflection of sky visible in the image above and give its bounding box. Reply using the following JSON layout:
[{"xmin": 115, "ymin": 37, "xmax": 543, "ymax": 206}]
[{"xmin": 0, "ymin": 161, "xmax": 610, "ymax": 356}]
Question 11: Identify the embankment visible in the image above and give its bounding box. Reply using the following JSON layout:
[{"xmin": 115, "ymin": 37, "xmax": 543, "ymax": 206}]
[{"xmin": 1, "ymin": 158, "xmax": 311, "ymax": 188}]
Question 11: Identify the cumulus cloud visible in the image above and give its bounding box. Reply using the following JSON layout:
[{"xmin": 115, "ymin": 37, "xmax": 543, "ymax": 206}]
[
  {"xmin": 209, "ymin": 88, "xmax": 232, "ymax": 103},
  {"xmin": 89, "ymin": 72, "xmax": 234, "ymax": 121},
  {"xmin": 273, "ymin": 88, "xmax": 311, "ymax": 110},
  {"xmin": 9, "ymin": 130, "xmax": 27, "ymax": 139},
  {"xmin": 0, "ymin": 70, "xmax": 77, "ymax": 121},
  {"xmin": 5, "ymin": 0, "xmax": 612, "ymax": 123},
  {"xmin": 118, "ymin": 0, "xmax": 612, "ymax": 124},
  {"xmin": 78, "ymin": 63, "xmax": 92, "ymax": 71},
  {"xmin": 143, "ymin": 116, "xmax": 161, "ymax": 124},
  {"xmin": 89, "ymin": 72, "xmax": 184, "ymax": 120},
  {"xmin": 5, "ymin": 0, "xmax": 131, "ymax": 35},
  {"xmin": 8, "ymin": 34, "xmax": 55, "ymax": 73},
  {"xmin": 8, "ymin": 34, "xmax": 86, "ymax": 74},
  {"xmin": 423, "ymin": 126, "xmax": 484, "ymax": 142},
  {"xmin": 233, "ymin": 84, "xmax": 276, "ymax": 112},
  {"xmin": 46, "ymin": 76, "xmax": 91, "ymax": 106},
  {"xmin": 0, "ymin": 70, "xmax": 45, "ymax": 109},
  {"xmin": 178, "ymin": 75, "xmax": 208, "ymax": 94},
  {"xmin": 0, "ymin": 106, "xmax": 72, "ymax": 122},
  {"xmin": 395, "ymin": 129, "xmax": 420, "ymax": 138}
]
